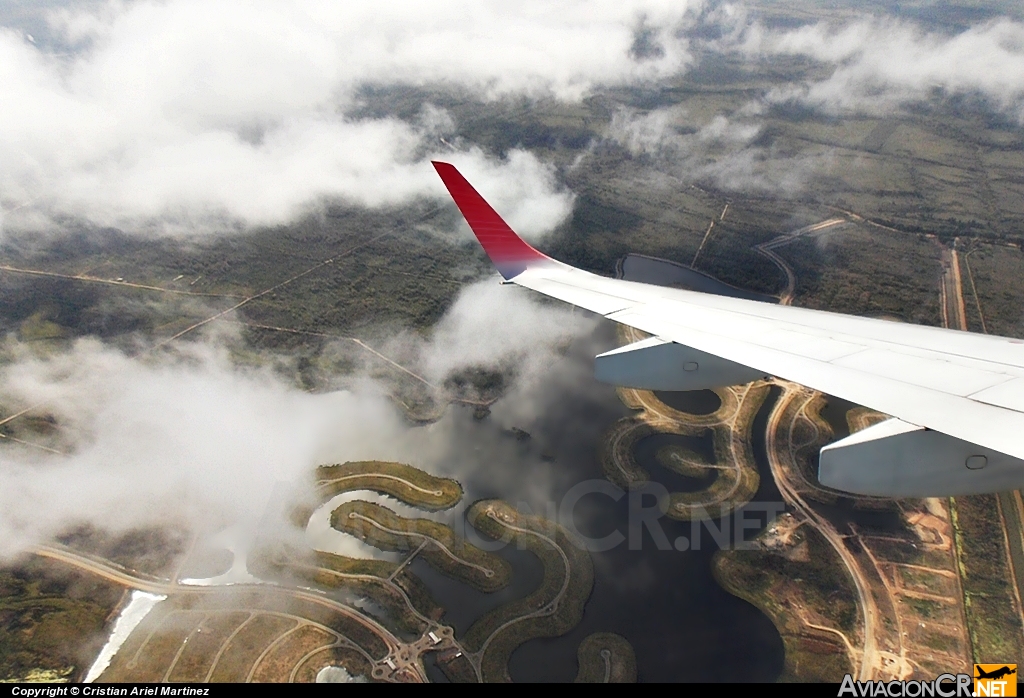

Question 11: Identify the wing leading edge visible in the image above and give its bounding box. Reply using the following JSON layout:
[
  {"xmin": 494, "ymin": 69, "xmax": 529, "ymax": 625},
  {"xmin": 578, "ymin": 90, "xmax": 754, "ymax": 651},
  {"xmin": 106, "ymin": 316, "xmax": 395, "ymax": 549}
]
[{"xmin": 432, "ymin": 161, "xmax": 1024, "ymax": 496}]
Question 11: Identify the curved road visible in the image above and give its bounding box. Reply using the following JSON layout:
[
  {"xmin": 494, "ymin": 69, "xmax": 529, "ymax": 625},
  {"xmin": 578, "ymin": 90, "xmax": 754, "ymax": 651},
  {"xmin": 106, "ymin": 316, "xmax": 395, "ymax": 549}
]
[
  {"xmin": 766, "ymin": 384, "xmax": 878, "ymax": 681},
  {"xmin": 33, "ymin": 544, "xmax": 428, "ymax": 683}
]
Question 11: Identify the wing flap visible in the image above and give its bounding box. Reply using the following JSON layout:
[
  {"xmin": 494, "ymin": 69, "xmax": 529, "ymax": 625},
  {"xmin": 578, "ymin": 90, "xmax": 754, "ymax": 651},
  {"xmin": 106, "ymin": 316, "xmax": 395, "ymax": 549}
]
[
  {"xmin": 832, "ymin": 348, "xmax": 1013, "ymax": 396},
  {"xmin": 971, "ymin": 377, "xmax": 1024, "ymax": 412},
  {"xmin": 607, "ymin": 303, "xmax": 1024, "ymax": 462},
  {"xmin": 758, "ymin": 328, "xmax": 867, "ymax": 362}
]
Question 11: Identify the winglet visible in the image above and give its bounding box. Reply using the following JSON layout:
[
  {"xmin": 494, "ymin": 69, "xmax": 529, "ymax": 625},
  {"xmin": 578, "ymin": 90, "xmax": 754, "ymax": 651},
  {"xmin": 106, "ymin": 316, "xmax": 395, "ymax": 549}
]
[{"xmin": 432, "ymin": 161, "xmax": 552, "ymax": 280}]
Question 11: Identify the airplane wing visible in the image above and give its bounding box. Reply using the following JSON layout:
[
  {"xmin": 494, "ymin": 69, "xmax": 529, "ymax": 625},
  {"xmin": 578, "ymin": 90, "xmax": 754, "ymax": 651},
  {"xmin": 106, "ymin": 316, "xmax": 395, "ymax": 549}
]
[{"xmin": 432, "ymin": 161, "xmax": 1024, "ymax": 497}]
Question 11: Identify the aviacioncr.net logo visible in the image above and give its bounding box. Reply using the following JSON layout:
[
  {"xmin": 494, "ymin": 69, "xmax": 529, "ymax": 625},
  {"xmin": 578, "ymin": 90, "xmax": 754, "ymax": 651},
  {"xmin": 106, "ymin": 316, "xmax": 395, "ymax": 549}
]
[{"xmin": 838, "ymin": 674, "xmax": 973, "ymax": 697}]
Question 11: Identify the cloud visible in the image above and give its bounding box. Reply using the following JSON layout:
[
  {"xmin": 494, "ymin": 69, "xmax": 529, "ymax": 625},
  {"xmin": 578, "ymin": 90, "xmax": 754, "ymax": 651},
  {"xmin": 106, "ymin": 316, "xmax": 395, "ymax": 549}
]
[
  {"xmin": 417, "ymin": 279, "xmax": 595, "ymax": 384},
  {"xmin": 433, "ymin": 149, "xmax": 576, "ymax": 242},
  {"xmin": 0, "ymin": 336, "xmax": 405, "ymax": 557},
  {"xmin": 7, "ymin": 2, "xmax": 1023, "ymax": 233},
  {"xmin": 610, "ymin": 108, "xmax": 760, "ymax": 155},
  {"xmin": 0, "ymin": 0, "xmax": 707, "ymax": 235},
  {"xmin": 598, "ymin": 12, "xmax": 1024, "ymax": 193},
  {"xmin": 606, "ymin": 105, "xmax": 829, "ymax": 194},
  {"xmin": 740, "ymin": 17, "xmax": 1024, "ymax": 120},
  {"xmin": 0, "ymin": 277, "xmax": 594, "ymax": 559}
]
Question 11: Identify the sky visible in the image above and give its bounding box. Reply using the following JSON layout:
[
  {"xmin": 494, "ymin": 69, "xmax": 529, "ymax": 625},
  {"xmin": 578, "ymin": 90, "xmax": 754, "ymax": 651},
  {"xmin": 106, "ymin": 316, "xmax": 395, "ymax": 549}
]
[{"xmin": 2, "ymin": 0, "xmax": 1024, "ymax": 561}]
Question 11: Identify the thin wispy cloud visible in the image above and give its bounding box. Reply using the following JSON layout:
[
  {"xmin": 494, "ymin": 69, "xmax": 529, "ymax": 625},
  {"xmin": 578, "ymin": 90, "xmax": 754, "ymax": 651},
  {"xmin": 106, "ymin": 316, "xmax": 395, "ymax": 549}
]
[{"xmin": 606, "ymin": 106, "xmax": 829, "ymax": 193}]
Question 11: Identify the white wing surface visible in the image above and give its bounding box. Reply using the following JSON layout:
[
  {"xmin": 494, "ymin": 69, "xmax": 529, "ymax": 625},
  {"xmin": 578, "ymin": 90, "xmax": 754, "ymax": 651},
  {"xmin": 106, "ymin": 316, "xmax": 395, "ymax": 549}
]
[
  {"xmin": 514, "ymin": 264, "xmax": 1024, "ymax": 461},
  {"xmin": 433, "ymin": 162, "xmax": 1024, "ymax": 495}
]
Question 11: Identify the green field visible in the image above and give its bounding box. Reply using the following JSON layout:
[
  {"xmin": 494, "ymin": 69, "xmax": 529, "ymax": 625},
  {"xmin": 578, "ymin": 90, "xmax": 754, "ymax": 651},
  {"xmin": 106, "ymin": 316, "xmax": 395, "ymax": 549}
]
[
  {"xmin": 950, "ymin": 496, "xmax": 1024, "ymax": 662},
  {"xmin": 714, "ymin": 526, "xmax": 858, "ymax": 682},
  {"xmin": 0, "ymin": 558, "xmax": 124, "ymax": 682},
  {"xmin": 573, "ymin": 632, "xmax": 637, "ymax": 683}
]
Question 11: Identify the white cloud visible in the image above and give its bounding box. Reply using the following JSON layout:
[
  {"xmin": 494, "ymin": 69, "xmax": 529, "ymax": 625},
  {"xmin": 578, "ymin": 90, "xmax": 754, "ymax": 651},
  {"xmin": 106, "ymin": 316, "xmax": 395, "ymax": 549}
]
[
  {"xmin": 419, "ymin": 278, "xmax": 595, "ymax": 384},
  {"xmin": 434, "ymin": 148, "xmax": 576, "ymax": 241},
  {"xmin": 741, "ymin": 17, "xmax": 1024, "ymax": 120},
  {"xmin": 0, "ymin": 337, "xmax": 406, "ymax": 556},
  {"xmin": 0, "ymin": 0, "xmax": 706, "ymax": 235},
  {"xmin": 606, "ymin": 105, "xmax": 827, "ymax": 194},
  {"xmin": 0, "ymin": 276, "xmax": 594, "ymax": 558},
  {"xmin": 600, "ymin": 12, "xmax": 1024, "ymax": 192},
  {"xmin": 610, "ymin": 108, "xmax": 761, "ymax": 154}
]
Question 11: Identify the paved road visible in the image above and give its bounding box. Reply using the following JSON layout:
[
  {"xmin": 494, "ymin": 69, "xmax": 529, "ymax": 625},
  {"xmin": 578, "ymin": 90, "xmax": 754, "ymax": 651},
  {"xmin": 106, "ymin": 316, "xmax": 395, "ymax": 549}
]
[
  {"xmin": 765, "ymin": 384, "xmax": 879, "ymax": 680},
  {"xmin": 755, "ymin": 219, "xmax": 846, "ymax": 305}
]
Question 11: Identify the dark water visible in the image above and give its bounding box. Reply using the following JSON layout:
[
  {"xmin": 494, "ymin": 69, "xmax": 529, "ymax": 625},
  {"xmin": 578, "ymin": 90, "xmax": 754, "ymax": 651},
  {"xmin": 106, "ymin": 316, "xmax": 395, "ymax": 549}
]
[
  {"xmin": 621, "ymin": 254, "xmax": 777, "ymax": 304},
  {"xmin": 411, "ymin": 543, "xmax": 544, "ymax": 638},
  {"xmin": 653, "ymin": 389, "xmax": 722, "ymax": 415},
  {"xmin": 422, "ymin": 652, "xmax": 449, "ymax": 683},
  {"xmin": 503, "ymin": 380, "xmax": 785, "ymax": 683},
  {"xmin": 633, "ymin": 432, "xmax": 718, "ymax": 492},
  {"xmin": 415, "ymin": 325, "xmax": 785, "ymax": 682},
  {"xmin": 819, "ymin": 395, "xmax": 857, "ymax": 441}
]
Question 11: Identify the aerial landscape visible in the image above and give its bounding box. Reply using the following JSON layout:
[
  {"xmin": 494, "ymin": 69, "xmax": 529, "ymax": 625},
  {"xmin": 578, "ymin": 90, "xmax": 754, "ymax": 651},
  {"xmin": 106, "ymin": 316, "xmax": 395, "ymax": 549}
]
[{"xmin": 2, "ymin": 0, "xmax": 1024, "ymax": 683}]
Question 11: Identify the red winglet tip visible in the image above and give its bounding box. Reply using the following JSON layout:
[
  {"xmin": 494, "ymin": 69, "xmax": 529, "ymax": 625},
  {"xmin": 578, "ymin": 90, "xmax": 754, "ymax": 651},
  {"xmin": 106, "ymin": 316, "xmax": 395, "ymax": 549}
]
[{"xmin": 432, "ymin": 161, "xmax": 550, "ymax": 279}]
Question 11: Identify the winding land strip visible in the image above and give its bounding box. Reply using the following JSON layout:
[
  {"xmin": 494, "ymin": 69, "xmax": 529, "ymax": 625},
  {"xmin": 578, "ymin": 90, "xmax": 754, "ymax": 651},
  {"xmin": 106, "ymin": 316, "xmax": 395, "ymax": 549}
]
[
  {"xmin": 348, "ymin": 513, "xmax": 494, "ymax": 578},
  {"xmin": 459, "ymin": 501, "xmax": 594, "ymax": 683},
  {"xmin": 602, "ymin": 328, "xmax": 764, "ymax": 520},
  {"xmin": 573, "ymin": 633, "xmax": 637, "ymax": 683},
  {"xmin": 313, "ymin": 461, "xmax": 462, "ymax": 511},
  {"xmin": 293, "ymin": 459, "xmax": 609, "ymax": 683},
  {"xmin": 329, "ymin": 501, "xmax": 510, "ymax": 592}
]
